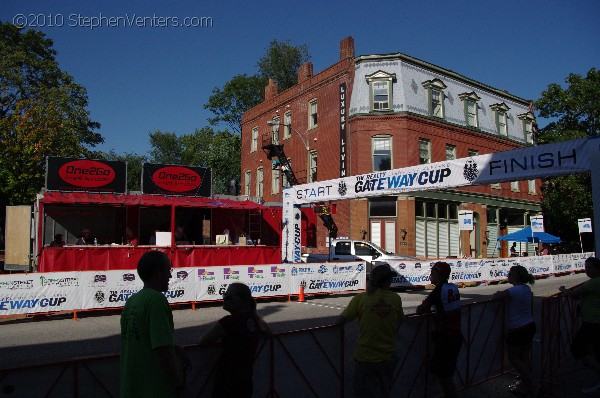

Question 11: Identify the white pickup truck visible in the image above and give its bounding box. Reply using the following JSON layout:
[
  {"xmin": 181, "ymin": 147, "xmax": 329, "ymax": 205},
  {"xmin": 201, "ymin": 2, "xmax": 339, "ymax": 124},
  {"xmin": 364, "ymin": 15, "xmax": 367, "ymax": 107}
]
[{"xmin": 301, "ymin": 239, "xmax": 419, "ymax": 264}]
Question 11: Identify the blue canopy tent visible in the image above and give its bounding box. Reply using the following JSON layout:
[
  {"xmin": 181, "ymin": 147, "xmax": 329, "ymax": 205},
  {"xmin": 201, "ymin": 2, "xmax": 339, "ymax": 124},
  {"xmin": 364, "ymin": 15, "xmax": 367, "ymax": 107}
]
[{"xmin": 497, "ymin": 226, "xmax": 561, "ymax": 243}]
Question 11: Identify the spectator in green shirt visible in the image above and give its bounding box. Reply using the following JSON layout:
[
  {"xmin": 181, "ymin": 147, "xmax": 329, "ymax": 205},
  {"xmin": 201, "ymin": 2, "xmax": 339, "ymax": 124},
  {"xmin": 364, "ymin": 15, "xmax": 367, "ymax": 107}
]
[{"xmin": 335, "ymin": 264, "xmax": 405, "ymax": 398}]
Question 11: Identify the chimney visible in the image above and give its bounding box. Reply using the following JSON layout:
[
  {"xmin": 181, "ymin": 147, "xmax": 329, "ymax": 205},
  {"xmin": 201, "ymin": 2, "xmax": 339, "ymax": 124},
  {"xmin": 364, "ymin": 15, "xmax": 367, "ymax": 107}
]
[
  {"xmin": 264, "ymin": 78, "xmax": 279, "ymax": 101},
  {"xmin": 297, "ymin": 62, "xmax": 313, "ymax": 84},
  {"xmin": 340, "ymin": 36, "xmax": 354, "ymax": 60}
]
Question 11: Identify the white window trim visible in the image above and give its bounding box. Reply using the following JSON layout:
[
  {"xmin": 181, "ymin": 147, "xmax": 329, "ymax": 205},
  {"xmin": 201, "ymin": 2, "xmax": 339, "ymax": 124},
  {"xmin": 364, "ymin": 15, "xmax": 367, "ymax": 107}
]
[
  {"xmin": 528, "ymin": 179, "xmax": 536, "ymax": 195},
  {"xmin": 491, "ymin": 103, "xmax": 510, "ymax": 136},
  {"xmin": 244, "ymin": 170, "xmax": 251, "ymax": 196},
  {"xmin": 271, "ymin": 167, "xmax": 280, "ymax": 194},
  {"xmin": 251, "ymin": 127, "xmax": 258, "ymax": 152},
  {"xmin": 283, "ymin": 111, "xmax": 292, "ymax": 140},
  {"xmin": 422, "ymin": 79, "xmax": 447, "ymax": 119},
  {"xmin": 518, "ymin": 111, "xmax": 536, "ymax": 144},
  {"xmin": 491, "ymin": 183, "xmax": 501, "ymax": 190},
  {"xmin": 419, "ymin": 138, "xmax": 432, "ymax": 164},
  {"xmin": 308, "ymin": 99, "xmax": 318, "ymax": 129},
  {"xmin": 256, "ymin": 167, "xmax": 264, "ymax": 198},
  {"xmin": 510, "ymin": 181, "xmax": 520, "ymax": 192},
  {"xmin": 271, "ymin": 116, "xmax": 280, "ymax": 145},
  {"xmin": 459, "ymin": 92, "xmax": 480, "ymax": 128},
  {"xmin": 366, "ymin": 70, "xmax": 396, "ymax": 112},
  {"xmin": 445, "ymin": 144, "xmax": 456, "ymax": 160},
  {"xmin": 308, "ymin": 150, "xmax": 317, "ymax": 183},
  {"xmin": 372, "ymin": 135, "xmax": 393, "ymax": 171}
]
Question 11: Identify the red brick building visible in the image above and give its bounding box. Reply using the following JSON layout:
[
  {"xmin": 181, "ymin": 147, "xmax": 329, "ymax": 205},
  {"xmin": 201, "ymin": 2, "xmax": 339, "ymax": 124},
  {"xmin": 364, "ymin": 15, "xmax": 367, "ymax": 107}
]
[{"xmin": 241, "ymin": 37, "xmax": 540, "ymax": 259}]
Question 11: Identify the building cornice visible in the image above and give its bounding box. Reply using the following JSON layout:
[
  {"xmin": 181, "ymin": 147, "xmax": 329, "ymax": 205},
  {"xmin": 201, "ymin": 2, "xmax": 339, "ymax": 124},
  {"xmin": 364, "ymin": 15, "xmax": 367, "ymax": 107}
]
[{"xmin": 355, "ymin": 53, "xmax": 530, "ymax": 106}]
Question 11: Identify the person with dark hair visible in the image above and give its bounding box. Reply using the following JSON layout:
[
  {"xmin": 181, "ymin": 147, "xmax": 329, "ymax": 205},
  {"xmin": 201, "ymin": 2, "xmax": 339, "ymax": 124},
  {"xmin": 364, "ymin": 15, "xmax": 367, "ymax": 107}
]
[
  {"xmin": 335, "ymin": 264, "xmax": 405, "ymax": 398},
  {"xmin": 49, "ymin": 234, "xmax": 65, "ymax": 247},
  {"xmin": 120, "ymin": 251, "xmax": 187, "ymax": 398},
  {"xmin": 416, "ymin": 262, "xmax": 462, "ymax": 398},
  {"xmin": 199, "ymin": 282, "xmax": 271, "ymax": 398},
  {"xmin": 510, "ymin": 242, "xmax": 518, "ymax": 257},
  {"xmin": 559, "ymin": 257, "xmax": 600, "ymax": 393},
  {"xmin": 492, "ymin": 265, "xmax": 536, "ymax": 394}
]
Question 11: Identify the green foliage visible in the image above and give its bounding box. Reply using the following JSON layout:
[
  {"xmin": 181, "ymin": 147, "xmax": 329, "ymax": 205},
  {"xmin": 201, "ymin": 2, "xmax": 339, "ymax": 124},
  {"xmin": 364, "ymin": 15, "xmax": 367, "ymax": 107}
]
[
  {"xmin": 257, "ymin": 39, "xmax": 311, "ymax": 92},
  {"xmin": 0, "ymin": 23, "xmax": 102, "ymax": 206},
  {"xmin": 148, "ymin": 127, "xmax": 241, "ymax": 194},
  {"xmin": 205, "ymin": 39, "xmax": 310, "ymax": 134},
  {"xmin": 534, "ymin": 68, "xmax": 599, "ymax": 251},
  {"xmin": 204, "ymin": 74, "xmax": 267, "ymax": 134},
  {"xmin": 95, "ymin": 150, "xmax": 148, "ymax": 192}
]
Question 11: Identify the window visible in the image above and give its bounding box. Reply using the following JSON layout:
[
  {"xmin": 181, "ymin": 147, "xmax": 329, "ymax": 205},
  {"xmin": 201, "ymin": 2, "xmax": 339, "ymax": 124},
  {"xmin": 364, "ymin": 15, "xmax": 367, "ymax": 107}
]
[
  {"xmin": 283, "ymin": 111, "xmax": 291, "ymax": 139},
  {"xmin": 309, "ymin": 99, "xmax": 318, "ymax": 128},
  {"xmin": 423, "ymin": 79, "xmax": 447, "ymax": 119},
  {"xmin": 271, "ymin": 168, "xmax": 280, "ymax": 194},
  {"xmin": 369, "ymin": 197, "xmax": 397, "ymax": 217},
  {"xmin": 491, "ymin": 103, "xmax": 510, "ymax": 136},
  {"xmin": 491, "ymin": 183, "xmax": 501, "ymax": 189},
  {"xmin": 308, "ymin": 151, "xmax": 317, "ymax": 183},
  {"xmin": 528, "ymin": 180, "xmax": 536, "ymax": 194},
  {"xmin": 419, "ymin": 139, "xmax": 431, "ymax": 164},
  {"xmin": 445, "ymin": 144, "xmax": 456, "ymax": 160},
  {"xmin": 518, "ymin": 112, "xmax": 535, "ymax": 144},
  {"xmin": 282, "ymin": 158, "xmax": 291, "ymax": 187},
  {"xmin": 256, "ymin": 167, "xmax": 263, "ymax": 198},
  {"xmin": 373, "ymin": 136, "xmax": 392, "ymax": 171},
  {"xmin": 366, "ymin": 71, "xmax": 396, "ymax": 111},
  {"xmin": 468, "ymin": 149, "xmax": 479, "ymax": 157},
  {"xmin": 459, "ymin": 92, "xmax": 480, "ymax": 128},
  {"xmin": 271, "ymin": 117, "xmax": 280, "ymax": 145},
  {"xmin": 244, "ymin": 171, "xmax": 251, "ymax": 196},
  {"xmin": 251, "ymin": 127, "xmax": 258, "ymax": 152},
  {"xmin": 415, "ymin": 200, "xmax": 460, "ymax": 258},
  {"xmin": 511, "ymin": 181, "xmax": 520, "ymax": 192}
]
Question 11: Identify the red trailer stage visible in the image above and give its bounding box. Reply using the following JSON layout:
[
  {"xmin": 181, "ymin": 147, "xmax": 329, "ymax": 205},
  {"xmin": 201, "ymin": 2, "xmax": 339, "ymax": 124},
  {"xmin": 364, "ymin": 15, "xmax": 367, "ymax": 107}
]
[{"xmin": 35, "ymin": 192, "xmax": 283, "ymax": 272}]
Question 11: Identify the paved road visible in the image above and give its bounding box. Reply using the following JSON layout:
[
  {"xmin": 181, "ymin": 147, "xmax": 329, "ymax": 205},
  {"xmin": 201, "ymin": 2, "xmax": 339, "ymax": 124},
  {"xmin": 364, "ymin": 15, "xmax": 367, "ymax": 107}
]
[{"xmin": 0, "ymin": 272, "xmax": 588, "ymax": 370}]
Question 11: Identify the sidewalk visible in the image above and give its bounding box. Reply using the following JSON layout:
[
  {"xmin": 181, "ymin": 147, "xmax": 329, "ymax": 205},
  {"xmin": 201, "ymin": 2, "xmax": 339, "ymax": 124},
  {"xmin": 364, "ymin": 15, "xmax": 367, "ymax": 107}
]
[{"xmin": 461, "ymin": 367, "xmax": 600, "ymax": 398}]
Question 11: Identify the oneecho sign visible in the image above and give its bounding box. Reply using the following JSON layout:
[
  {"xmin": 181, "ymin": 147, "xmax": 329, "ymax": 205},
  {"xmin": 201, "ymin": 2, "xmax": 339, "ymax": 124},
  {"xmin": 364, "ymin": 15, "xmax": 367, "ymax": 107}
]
[
  {"xmin": 142, "ymin": 163, "xmax": 212, "ymax": 196},
  {"xmin": 46, "ymin": 157, "xmax": 127, "ymax": 193}
]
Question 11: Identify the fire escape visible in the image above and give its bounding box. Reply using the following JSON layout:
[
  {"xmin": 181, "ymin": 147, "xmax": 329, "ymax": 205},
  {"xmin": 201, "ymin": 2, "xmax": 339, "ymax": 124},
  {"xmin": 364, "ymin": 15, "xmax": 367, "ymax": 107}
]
[{"xmin": 261, "ymin": 132, "xmax": 338, "ymax": 239}]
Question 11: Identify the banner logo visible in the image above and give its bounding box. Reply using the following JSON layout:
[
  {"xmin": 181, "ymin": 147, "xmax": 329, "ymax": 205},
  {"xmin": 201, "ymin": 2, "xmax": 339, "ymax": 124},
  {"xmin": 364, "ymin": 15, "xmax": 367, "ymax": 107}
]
[{"xmin": 59, "ymin": 160, "xmax": 116, "ymax": 188}]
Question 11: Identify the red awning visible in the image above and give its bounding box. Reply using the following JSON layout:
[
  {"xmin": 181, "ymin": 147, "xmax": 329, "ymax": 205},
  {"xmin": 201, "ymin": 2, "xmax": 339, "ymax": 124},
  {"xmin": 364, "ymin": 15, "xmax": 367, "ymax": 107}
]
[{"xmin": 39, "ymin": 191, "xmax": 267, "ymax": 210}]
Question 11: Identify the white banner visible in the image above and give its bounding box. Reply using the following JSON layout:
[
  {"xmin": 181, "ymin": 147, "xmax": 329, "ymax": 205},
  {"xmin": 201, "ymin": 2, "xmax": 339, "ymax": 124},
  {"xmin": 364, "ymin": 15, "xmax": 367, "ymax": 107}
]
[
  {"xmin": 530, "ymin": 215, "xmax": 544, "ymax": 233},
  {"xmin": 284, "ymin": 137, "xmax": 596, "ymax": 263},
  {"xmin": 290, "ymin": 262, "xmax": 366, "ymax": 294},
  {"xmin": 80, "ymin": 270, "xmax": 142, "ymax": 310},
  {"xmin": 0, "ymin": 272, "xmax": 81, "ymax": 316},
  {"xmin": 579, "ymin": 218, "xmax": 593, "ymax": 233},
  {"xmin": 459, "ymin": 211, "xmax": 474, "ymax": 231}
]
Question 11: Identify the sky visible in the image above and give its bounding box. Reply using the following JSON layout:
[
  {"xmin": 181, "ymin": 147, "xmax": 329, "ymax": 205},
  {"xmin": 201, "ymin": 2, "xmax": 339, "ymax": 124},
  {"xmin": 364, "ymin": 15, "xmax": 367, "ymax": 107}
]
[{"xmin": 2, "ymin": 0, "xmax": 599, "ymax": 156}]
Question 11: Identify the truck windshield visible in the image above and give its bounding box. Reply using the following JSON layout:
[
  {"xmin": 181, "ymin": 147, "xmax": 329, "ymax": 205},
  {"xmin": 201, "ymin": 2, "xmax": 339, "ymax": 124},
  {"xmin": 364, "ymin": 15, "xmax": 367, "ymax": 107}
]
[{"xmin": 367, "ymin": 242, "xmax": 394, "ymax": 255}]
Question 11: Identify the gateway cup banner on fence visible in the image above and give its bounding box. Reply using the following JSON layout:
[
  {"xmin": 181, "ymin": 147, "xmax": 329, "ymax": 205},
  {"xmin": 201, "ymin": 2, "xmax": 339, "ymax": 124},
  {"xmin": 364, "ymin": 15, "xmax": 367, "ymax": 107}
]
[
  {"xmin": 289, "ymin": 262, "xmax": 366, "ymax": 294},
  {"xmin": 0, "ymin": 272, "xmax": 81, "ymax": 316},
  {"xmin": 284, "ymin": 138, "xmax": 595, "ymax": 262}
]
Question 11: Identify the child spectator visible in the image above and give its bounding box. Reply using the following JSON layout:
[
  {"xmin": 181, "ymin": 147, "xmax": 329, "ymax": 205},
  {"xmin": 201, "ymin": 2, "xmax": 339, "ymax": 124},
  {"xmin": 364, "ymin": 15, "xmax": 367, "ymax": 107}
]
[
  {"xmin": 199, "ymin": 282, "xmax": 271, "ymax": 398},
  {"xmin": 492, "ymin": 265, "xmax": 536, "ymax": 394},
  {"xmin": 416, "ymin": 262, "xmax": 462, "ymax": 398}
]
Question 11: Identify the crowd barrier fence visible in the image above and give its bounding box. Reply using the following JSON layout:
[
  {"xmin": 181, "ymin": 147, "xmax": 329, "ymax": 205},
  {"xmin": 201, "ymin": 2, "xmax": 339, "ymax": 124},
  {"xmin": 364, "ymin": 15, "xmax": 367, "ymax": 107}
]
[{"xmin": 0, "ymin": 298, "xmax": 514, "ymax": 397}]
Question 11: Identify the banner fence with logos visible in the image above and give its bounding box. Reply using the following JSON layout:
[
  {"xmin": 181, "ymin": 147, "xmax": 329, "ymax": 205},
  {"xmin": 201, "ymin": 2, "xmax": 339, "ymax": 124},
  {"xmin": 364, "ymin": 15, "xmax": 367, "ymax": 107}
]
[{"xmin": 0, "ymin": 254, "xmax": 594, "ymax": 316}]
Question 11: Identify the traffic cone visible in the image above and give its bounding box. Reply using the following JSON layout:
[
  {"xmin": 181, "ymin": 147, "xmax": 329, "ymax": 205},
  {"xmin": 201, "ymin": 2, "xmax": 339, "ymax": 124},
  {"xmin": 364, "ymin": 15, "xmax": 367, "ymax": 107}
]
[{"xmin": 298, "ymin": 285, "xmax": 306, "ymax": 302}]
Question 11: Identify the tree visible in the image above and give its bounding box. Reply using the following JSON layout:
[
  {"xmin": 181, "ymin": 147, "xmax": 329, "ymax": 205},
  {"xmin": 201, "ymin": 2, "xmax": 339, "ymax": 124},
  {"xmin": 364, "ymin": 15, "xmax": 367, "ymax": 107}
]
[
  {"xmin": 534, "ymin": 68, "xmax": 599, "ymax": 252},
  {"xmin": 205, "ymin": 40, "xmax": 310, "ymax": 133},
  {"xmin": 147, "ymin": 127, "xmax": 241, "ymax": 195},
  {"xmin": 257, "ymin": 39, "xmax": 311, "ymax": 92},
  {"xmin": 0, "ymin": 23, "xmax": 102, "ymax": 206},
  {"xmin": 204, "ymin": 74, "xmax": 267, "ymax": 134},
  {"xmin": 96, "ymin": 150, "xmax": 147, "ymax": 192}
]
